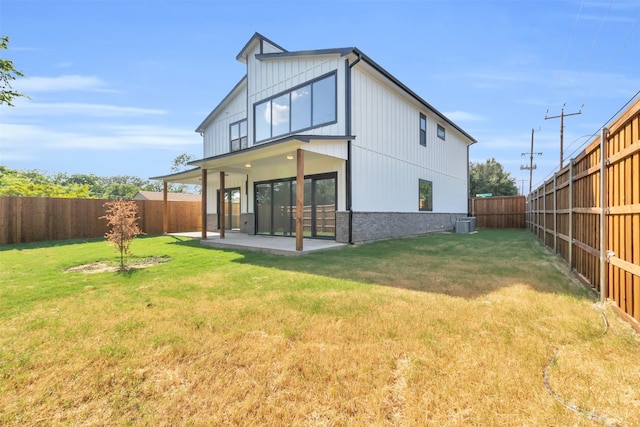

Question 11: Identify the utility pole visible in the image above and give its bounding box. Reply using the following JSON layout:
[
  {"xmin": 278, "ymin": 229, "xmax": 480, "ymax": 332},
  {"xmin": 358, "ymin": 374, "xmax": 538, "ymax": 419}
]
[
  {"xmin": 545, "ymin": 103, "xmax": 583, "ymax": 169},
  {"xmin": 521, "ymin": 128, "xmax": 542, "ymax": 195}
]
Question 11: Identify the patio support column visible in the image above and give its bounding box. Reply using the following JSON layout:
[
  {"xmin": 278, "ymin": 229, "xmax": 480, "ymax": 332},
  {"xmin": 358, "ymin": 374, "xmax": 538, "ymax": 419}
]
[
  {"xmin": 163, "ymin": 181, "xmax": 168, "ymax": 234},
  {"xmin": 296, "ymin": 149, "xmax": 304, "ymax": 251},
  {"xmin": 220, "ymin": 171, "xmax": 225, "ymax": 239},
  {"xmin": 201, "ymin": 169, "xmax": 207, "ymax": 240}
]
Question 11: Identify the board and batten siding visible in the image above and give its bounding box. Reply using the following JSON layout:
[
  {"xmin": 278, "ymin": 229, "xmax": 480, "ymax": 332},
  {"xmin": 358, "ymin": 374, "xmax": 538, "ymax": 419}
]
[
  {"xmin": 350, "ymin": 66, "xmax": 468, "ymax": 213},
  {"xmin": 202, "ymin": 83, "xmax": 248, "ymax": 158},
  {"xmin": 246, "ymin": 45, "xmax": 347, "ymax": 148}
]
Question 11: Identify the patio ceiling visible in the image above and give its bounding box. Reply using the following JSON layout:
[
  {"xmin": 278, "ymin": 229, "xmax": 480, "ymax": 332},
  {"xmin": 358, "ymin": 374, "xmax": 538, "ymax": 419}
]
[{"xmin": 150, "ymin": 134, "xmax": 352, "ymax": 185}]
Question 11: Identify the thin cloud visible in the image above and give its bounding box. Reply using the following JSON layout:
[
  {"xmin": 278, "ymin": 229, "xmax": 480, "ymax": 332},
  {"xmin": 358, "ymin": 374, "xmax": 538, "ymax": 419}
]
[
  {"xmin": 13, "ymin": 75, "xmax": 114, "ymax": 93},
  {"xmin": 1, "ymin": 123, "xmax": 200, "ymax": 157},
  {"xmin": 4, "ymin": 101, "xmax": 167, "ymax": 117}
]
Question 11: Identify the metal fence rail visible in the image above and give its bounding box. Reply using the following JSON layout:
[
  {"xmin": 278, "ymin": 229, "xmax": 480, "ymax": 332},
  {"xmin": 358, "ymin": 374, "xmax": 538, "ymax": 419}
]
[{"xmin": 527, "ymin": 97, "xmax": 640, "ymax": 325}]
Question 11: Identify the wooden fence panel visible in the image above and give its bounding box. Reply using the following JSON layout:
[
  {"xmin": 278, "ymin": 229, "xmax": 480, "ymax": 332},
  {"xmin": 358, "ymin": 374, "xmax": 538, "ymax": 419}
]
[
  {"xmin": 527, "ymin": 97, "xmax": 640, "ymax": 325},
  {"xmin": 0, "ymin": 197, "xmax": 201, "ymax": 245},
  {"xmin": 468, "ymin": 196, "xmax": 526, "ymax": 228}
]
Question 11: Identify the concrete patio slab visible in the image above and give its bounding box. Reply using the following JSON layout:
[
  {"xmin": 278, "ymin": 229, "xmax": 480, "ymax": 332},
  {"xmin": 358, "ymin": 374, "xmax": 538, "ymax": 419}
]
[{"xmin": 168, "ymin": 231, "xmax": 346, "ymax": 256}]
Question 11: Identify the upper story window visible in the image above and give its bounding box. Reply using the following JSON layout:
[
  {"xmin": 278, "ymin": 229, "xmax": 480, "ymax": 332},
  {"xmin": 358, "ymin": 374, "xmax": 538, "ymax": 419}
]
[
  {"xmin": 254, "ymin": 72, "xmax": 336, "ymax": 143},
  {"xmin": 230, "ymin": 119, "xmax": 248, "ymax": 152},
  {"xmin": 437, "ymin": 124, "xmax": 446, "ymax": 140},
  {"xmin": 419, "ymin": 113, "xmax": 426, "ymax": 146}
]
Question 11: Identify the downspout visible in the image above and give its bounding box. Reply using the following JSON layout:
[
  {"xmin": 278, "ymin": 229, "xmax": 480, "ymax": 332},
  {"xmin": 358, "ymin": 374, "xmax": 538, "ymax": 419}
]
[
  {"xmin": 346, "ymin": 52, "xmax": 362, "ymax": 244},
  {"xmin": 467, "ymin": 145, "xmax": 470, "ymax": 211}
]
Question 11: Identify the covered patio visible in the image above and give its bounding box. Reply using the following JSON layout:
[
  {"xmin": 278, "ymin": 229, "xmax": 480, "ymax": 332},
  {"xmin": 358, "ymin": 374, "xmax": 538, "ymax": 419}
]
[{"xmin": 151, "ymin": 134, "xmax": 350, "ymax": 253}]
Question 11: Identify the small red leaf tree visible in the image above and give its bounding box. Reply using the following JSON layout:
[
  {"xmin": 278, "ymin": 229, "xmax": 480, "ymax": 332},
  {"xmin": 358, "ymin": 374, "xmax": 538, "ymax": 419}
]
[{"xmin": 101, "ymin": 198, "xmax": 144, "ymax": 269}]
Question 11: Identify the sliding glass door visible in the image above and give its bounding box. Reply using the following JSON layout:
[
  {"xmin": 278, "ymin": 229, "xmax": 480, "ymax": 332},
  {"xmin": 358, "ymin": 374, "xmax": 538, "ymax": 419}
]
[
  {"xmin": 255, "ymin": 173, "xmax": 336, "ymax": 239},
  {"xmin": 217, "ymin": 188, "xmax": 241, "ymax": 231}
]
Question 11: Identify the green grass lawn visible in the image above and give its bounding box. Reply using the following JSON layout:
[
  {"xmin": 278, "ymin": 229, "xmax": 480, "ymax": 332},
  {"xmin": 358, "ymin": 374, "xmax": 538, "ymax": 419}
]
[{"xmin": 1, "ymin": 230, "xmax": 638, "ymax": 426}]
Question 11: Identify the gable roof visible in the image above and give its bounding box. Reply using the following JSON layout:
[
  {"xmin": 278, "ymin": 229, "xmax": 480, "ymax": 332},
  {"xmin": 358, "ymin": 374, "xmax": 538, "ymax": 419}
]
[
  {"xmin": 199, "ymin": 33, "xmax": 476, "ymax": 145},
  {"xmin": 256, "ymin": 45, "xmax": 476, "ymax": 144},
  {"xmin": 132, "ymin": 191, "xmax": 201, "ymax": 202},
  {"xmin": 236, "ymin": 32, "xmax": 287, "ymax": 63}
]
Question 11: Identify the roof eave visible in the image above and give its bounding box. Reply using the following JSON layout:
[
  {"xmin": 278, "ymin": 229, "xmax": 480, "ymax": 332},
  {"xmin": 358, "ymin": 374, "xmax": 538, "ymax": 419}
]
[
  {"xmin": 352, "ymin": 48, "xmax": 477, "ymax": 145},
  {"xmin": 149, "ymin": 167, "xmax": 202, "ymax": 182},
  {"xmin": 195, "ymin": 75, "xmax": 247, "ymax": 134},
  {"xmin": 255, "ymin": 47, "xmax": 355, "ymax": 61},
  {"xmin": 236, "ymin": 32, "xmax": 288, "ymax": 63}
]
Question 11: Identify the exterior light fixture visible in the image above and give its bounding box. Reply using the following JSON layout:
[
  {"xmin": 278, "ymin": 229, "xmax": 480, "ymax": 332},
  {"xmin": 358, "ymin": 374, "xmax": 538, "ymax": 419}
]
[
  {"xmin": 286, "ymin": 155, "xmax": 294, "ymax": 160},
  {"xmin": 244, "ymin": 163, "xmax": 252, "ymax": 168}
]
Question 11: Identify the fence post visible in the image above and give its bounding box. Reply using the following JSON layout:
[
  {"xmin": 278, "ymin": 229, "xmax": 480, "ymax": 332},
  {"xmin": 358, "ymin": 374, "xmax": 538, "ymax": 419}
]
[
  {"xmin": 533, "ymin": 187, "xmax": 540, "ymax": 241},
  {"xmin": 599, "ymin": 127, "xmax": 609, "ymax": 304},
  {"xmin": 553, "ymin": 173, "xmax": 558, "ymax": 254},
  {"xmin": 543, "ymin": 183, "xmax": 547, "ymax": 247},
  {"xmin": 568, "ymin": 159, "xmax": 574, "ymax": 273}
]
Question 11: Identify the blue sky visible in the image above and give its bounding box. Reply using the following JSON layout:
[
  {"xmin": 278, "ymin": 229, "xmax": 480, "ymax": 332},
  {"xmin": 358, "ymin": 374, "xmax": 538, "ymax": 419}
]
[{"xmin": 1, "ymin": 0, "xmax": 639, "ymax": 192}]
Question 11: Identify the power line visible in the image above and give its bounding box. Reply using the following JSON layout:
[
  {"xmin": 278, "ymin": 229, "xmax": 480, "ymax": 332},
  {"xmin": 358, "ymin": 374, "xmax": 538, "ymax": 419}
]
[
  {"xmin": 567, "ymin": 0, "xmax": 612, "ymax": 101},
  {"xmin": 533, "ymin": 89, "xmax": 640, "ymax": 189},
  {"xmin": 546, "ymin": 0, "xmax": 584, "ymax": 110},
  {"xmin": 545, "ymin": 103, "xmax": 583, "ymax": 169}
]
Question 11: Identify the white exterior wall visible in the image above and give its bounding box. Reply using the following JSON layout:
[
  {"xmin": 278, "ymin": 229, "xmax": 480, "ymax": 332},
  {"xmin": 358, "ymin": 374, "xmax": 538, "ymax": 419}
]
[
  {"xmin": 350, "ymin": 66, "xmax": 469, "ymax": 213},
  {"xmin": 202, "ymin": 84, "xmax": 247, "ymax": 158},
  {"xmin": 201, "ymin": 48, "xmax": 348, "ymax": 162},
  {"xmin": 205, "ymin": 174, "xmax": 247, "ymax": 214},
  {"xmin": 247, "ymin": 47, "xmax": 347, "ymax": 148}
]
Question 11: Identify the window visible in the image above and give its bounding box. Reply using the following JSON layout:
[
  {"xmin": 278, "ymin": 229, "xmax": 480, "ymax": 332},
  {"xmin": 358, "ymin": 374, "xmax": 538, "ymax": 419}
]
[
  {"xmin": 271, "ymin": 93, "xmax": 290, "ymax": 137},
  {"xmin": 437, "ymin": 124, "xmax": 446, "ymax": 140},
  {"xmin": 419, "ymin": 113, "xmax": 426, "ymax": 146},
  {"xmin": 230, "ymin": 119, "xmax": 248, "ymax": 152},
  {"xmin": 255, "ymin": 103, "xmax": 270, "ymax": 142},
  {"xmin": 419, "ymin": 179, "xmax": 433, "ymax": 211},
  {"xmin": 254, "ymin": 72, "xmax": 336, "ymax": 143},
  {"xmin": 291, "ymin": 85, "xmax": 311, "ymax": 130},
  {"xmin": 312, "ymin": 74, "xmax": 336, "ymax": 126}
]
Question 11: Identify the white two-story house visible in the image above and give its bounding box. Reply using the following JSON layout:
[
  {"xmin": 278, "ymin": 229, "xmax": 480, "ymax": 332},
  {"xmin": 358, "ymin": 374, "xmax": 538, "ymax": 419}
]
[{"xmin": 152, "ymin": 33, "xmax": 476, "ymax": 249}]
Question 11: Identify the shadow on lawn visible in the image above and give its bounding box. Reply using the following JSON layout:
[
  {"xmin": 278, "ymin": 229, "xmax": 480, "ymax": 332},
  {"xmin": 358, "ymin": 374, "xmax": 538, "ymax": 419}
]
[{"xmin": 173, "ymin": 230, "xmax": 592, "ymax": 300}]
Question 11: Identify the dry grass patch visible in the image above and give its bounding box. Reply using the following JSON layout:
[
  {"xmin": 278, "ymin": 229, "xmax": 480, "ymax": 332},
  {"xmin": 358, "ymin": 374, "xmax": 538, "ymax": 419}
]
[
  {"xmin": 64, "ymin": 256, "xmax": 170, "ymax": 274},
  {"xmin": 1, "ymin": 232, "xmax": 639, "ymax": 426}
]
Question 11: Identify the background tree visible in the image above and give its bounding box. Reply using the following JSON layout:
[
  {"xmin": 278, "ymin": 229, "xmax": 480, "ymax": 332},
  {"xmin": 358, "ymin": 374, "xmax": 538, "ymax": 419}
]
[
  {"xmin": 168, "ymin": 152, "xmax": 198, "ymax": 194},
  {"xmin": 0, "ymin": 166, "xmax": 93, "ymax": 198},
  {"xmin": 101, "ymin": 182, "xmax": 141, "ymax": 199},
  {"xmin": 53, "ymin": 172, "xmax": 106, "ymax": 198},
  {"xmin": 101, "ymin": 199, "xmax": 144, "ymax": 269},
  {"xmin": 1, "ymin": 36, "xmax": 29, "ymax": 107},
  {"xmin": 171, "ymin": 153, "xmax": 195, "ymax": 173},
  {"xmin": 469, "ymin": 158, "xmax": 518, "ymax": 197},
  {"xmin": 0, "ymin": 152, "xmax": 199, "ymax": 198}
]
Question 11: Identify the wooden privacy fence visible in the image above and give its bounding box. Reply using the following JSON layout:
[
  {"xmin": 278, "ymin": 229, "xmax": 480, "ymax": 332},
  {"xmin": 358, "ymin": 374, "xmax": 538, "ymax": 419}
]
[
  {"xmin": 468, "ymin": 196, "xmax": 526, "ymax": 228},
  {"xmin": 0, "ymin": 197, "xmax": 202, "ymax": 245},
  {"xmin": 291, "ymin": 204, "xmax": 336, "ymax": 234},
  {"xmin": 527, "ymin": 97, "xmax": 640, "ymax": 326}
]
